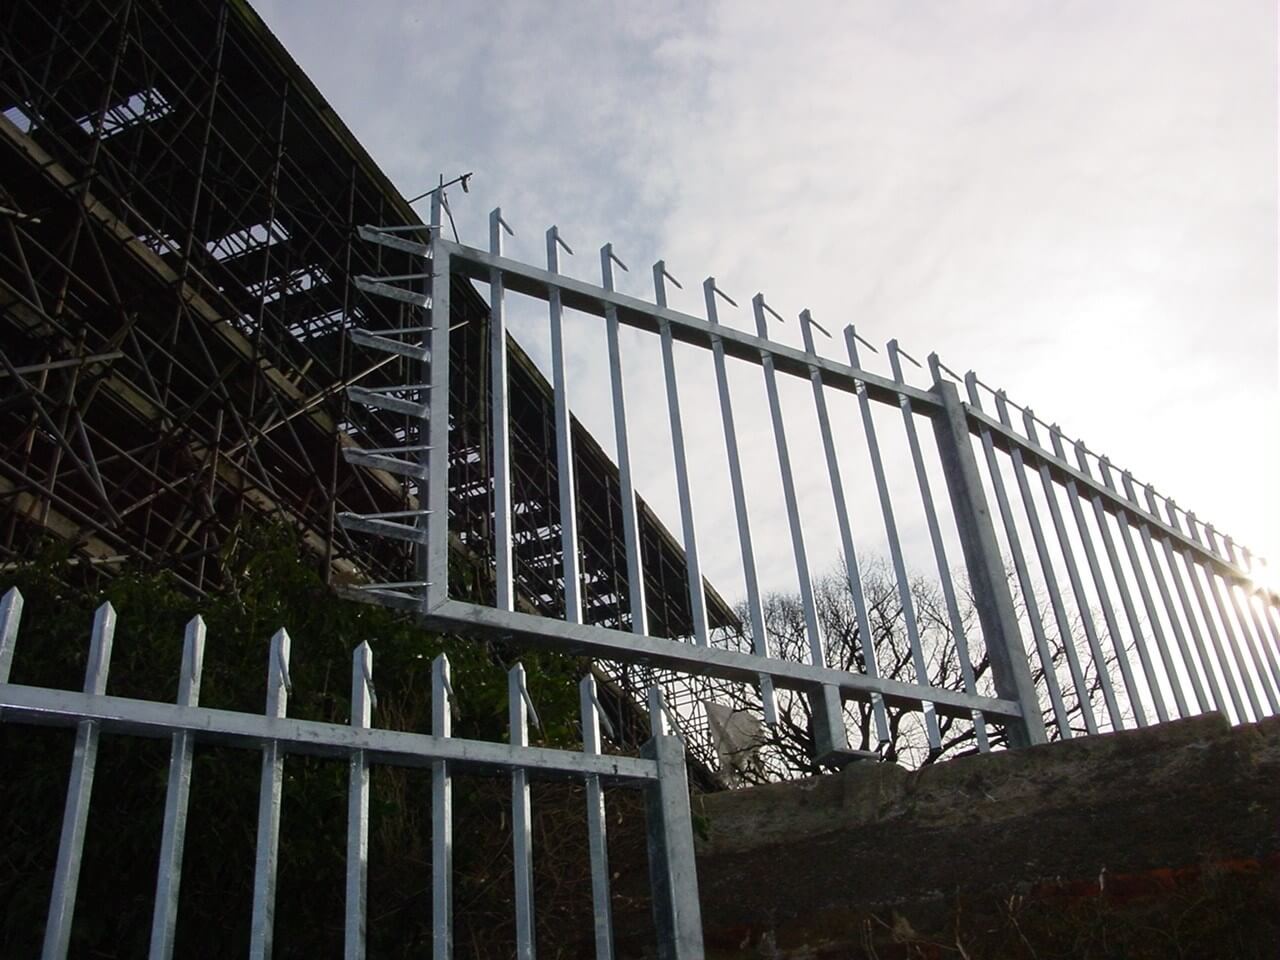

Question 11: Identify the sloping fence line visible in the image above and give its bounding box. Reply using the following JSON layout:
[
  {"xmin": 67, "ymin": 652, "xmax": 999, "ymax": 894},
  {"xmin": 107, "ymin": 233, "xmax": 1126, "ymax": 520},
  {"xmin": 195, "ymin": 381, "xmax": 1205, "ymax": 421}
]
[
  {"xmin": 336, "ymin": 195, "xmax": 1280, "ymax": 770},
  {"xmin": 0, "ymin": 587, "xmax": 703, "ymax": 960}
]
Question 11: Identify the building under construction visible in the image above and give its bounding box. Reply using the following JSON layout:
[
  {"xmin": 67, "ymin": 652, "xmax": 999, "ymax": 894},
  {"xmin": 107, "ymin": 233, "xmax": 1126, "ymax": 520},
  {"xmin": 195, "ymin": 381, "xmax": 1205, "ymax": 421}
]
[{"xmin": 0, "ymin": 0, "xmax": 739, "ymax": 768}]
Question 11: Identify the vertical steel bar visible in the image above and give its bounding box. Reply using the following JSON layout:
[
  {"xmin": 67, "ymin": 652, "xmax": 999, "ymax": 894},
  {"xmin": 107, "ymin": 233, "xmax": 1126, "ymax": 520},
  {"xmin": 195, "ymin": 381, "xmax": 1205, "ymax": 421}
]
[
  {"xmin": 1070, "ymin": 450, "xmax": 1172, "ymax": 721},
  {"xmin": 1042, "ymin": 429, "xmax": 1144, "ymax": 727},
  {"xmin": 426, "ymin": 205, "xmax": 451, "ymax": 612},
  {"xmin": 547, "ymin": 228, "xmax": 582, "ymax": 622},
  {"xmin": 755, "ymin": 297, "xmax": 823, "ymax": 669},
  {"xmin": 1131, "ymin": 481, "xmax": 1218, "ymax": 716},
  {"xmin": 1095, "ymin": 458, "xmax": 1192, "ymax": 716},
  {"xmin": 654, "ymin": 262, "xmax": 709, "ymax": 646},
  {"xmin": 0, "ymin": 585, "xmax": 22, "ymax": 684},
  {"xmin": 845, "ymin": 328, "xmax": 941, "ymax": 751},
  {"xmin": 1206, "ymin": 528, "xmax": 1279, "ymax": 712},
  {"xmin": 431, "ymin": 654, "xmax": 453, "ymax": 960},
  {"xmin": 147, "ymin": 616, "xmax": 206, "ymax": 960},
  {"xmin": 764, "ymin": 305, "xmax": 862, "ymax": 761},
  {"xmin": 579, "ymin": 676, "xmax": 614, "ymax": 960},
  {"xmin": 642, "ymin": 689, "xmax": 704, "ymax": 960},
  {"xmin": 345, "ymin": 643, "xmax": 373, "ymax": 960},
  {"xmin": 1059, "ymin": 458, "xmax": 1177, "ymax": 721},
  {"xmin": 885, "ymin": 343, "xmax": 988, "ymax": 749},
  {"xmin": 1183, "ymin": 512, "xmax": 1262, "ymax": 720},
  {"xmin": 1161, "ymin": 500, "xmax": 1250, "ymax": 722},
  {"xmin": 931, "ymin": 368, "xmax": 1049, "ymax": 752},
  {"xmin": 801, "ymin": 321, "xmax": 890, "ymax": 745},
  {"xmin": 992, "ymin": 392, "xmax": 1098, "ymax": 734},
  {"xmin": 963, "ymin": 374, "xmax": 1068, "ymax": 740},
  {"xmin": 1233, "ymin": 546, "xmax": 1280, "ymax": 693},
  {"xmin": 601, "ymin": 245, "xmax": 647, "ymax": 634},
  {"xmin": 509, "ymin": 665, "xmax": 536, "ymax": 960},
  {"xmin": 42, "ymin": 601, "xmax": 116, "ymax": 960},
  {"xmin": 489, "ymin": 209, "xmax": 514, "ymax": 610},
  {"xmin": 702, "ymin": 278, "xmax": 777, "ymax": 724},
  {"xmin": 1261, "ymin": 594, "xmax": 1280, "ymax": 689},
  {"xmin": 1059, "ymin": 442, "xmax": 1162, "ymax": 721},
  {"xmin": 1020, "ymin": 414, "xmax": 1123, "ymax": 728},
  {"xmin": 249, "ymin": 629, "xmax": 291, "ymax": 960}
]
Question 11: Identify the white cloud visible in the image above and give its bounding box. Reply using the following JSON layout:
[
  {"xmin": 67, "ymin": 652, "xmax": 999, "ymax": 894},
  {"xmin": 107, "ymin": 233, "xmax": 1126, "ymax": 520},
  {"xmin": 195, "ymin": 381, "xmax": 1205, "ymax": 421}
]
[{"xmin": 256, "ymin": 0, "xmax": 1278, "ymax": 597}]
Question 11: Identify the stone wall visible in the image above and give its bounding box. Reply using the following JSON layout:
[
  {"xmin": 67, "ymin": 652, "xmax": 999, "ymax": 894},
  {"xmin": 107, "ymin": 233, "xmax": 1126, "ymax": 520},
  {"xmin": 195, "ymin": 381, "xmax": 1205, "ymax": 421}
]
[{"xmin": 683, "ymin": 713, "xmax": 1280, "ymax": 958}]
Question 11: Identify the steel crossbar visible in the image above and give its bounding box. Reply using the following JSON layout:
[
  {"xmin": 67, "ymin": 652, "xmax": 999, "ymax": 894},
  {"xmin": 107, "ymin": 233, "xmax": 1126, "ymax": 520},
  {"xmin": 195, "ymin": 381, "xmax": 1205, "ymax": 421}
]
[
  {"xmin": 0, "ymin": 589, "xmax": 703, "ymax": 960},
  {"xmin": 402, "ymin": 227, "xmax": 1279, "ymax": 765}
]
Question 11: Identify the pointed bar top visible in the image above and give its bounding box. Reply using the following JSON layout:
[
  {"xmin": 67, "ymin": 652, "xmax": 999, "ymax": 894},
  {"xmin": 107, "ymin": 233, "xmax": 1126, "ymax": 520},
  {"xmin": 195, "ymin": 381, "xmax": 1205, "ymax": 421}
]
[
  {"xmin": 509, "ymin": 663, "xmax": 542, "ymax": 733},
  {"xmin": 266, "ymin": 627, "xmax": 291, "ymax": 718},
  {"xmin": 81, "ymin": 601, "xmax": 117, "ymax": 697},
  {"xmin": 578, "ymin": 674, "xmax": 615, "ymax": 742},
  {"xmin": 546, "ymin": 225, "xmax": 573, "ymax": 256},
  {"xmin": 703, "ymin": 277, "xmax": 737, "ymax": 308},
  {"xmin": 489, "ymin": 207, "xmax": 514, "ymax": 235},
  {"xmin": 431, "ymin": 652, "xmax": 454, "ymax": 736},
  {"xmin": 797, "ymin": 309, "xmax": 829, "ymax": 356},
  {"xmin": 601, "ymin": 243, "xmax": 628, "ymax": 292},
  {"xmin": 179, "ymin": 615, "xmax": 206, "ymax": 706},
  {"xmin": 0, "ymin": 586, "xmax": 24, "ymax": 684},
  {"xmin": 886, "ymin": 339, "xmax": 921, "ymax": 384},
  {"xmin": 752, "ymin": 293, "xmax": 786, "ymax": 324},
  {"xmin": 352, "ymin": 641, "xmax": 375, "ymax": 724},
  {"xmin": 842, "ymin": 324, "xmax": 878, "ymax": 371},
  {"xmin": 653, "ymin": 260, "xmax": 682, "ymax": 289}
]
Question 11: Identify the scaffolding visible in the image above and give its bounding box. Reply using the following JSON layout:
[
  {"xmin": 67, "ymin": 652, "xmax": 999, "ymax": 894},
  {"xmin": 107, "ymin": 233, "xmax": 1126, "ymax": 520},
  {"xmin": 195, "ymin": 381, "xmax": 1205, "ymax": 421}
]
[{"xmin": 0, "ymin": 0, "xmax": 738, "ymax": 775}]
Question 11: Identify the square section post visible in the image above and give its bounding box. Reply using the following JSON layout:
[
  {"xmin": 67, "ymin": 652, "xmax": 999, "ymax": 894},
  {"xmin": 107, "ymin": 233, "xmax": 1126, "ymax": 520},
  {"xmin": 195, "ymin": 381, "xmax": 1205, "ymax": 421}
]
[
  {"xmin": 928, "ymin": 374, "xmax": 1046, "ymax": 748},
  {"xmin": 641, "ymin": 733, "xmax": 704, "ymax": 960}
]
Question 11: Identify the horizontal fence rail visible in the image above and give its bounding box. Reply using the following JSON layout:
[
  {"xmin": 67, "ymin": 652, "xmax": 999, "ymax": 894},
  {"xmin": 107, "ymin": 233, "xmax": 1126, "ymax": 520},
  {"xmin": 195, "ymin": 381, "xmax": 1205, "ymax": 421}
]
[
  {"xmin": 337, "ymin": 198, "xmax": 1280, "ymax": 775},
  {"xmin": 0, "ymin": 588, "xmax": 704, "ymax": 959}
]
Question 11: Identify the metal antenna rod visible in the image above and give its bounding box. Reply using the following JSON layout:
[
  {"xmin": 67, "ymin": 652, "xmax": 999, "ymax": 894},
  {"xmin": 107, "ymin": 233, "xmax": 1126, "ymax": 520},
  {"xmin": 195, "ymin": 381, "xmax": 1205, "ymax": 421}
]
[{"xmin": 406, "ymin": 172, "xmax": 473, "ymax": 205}]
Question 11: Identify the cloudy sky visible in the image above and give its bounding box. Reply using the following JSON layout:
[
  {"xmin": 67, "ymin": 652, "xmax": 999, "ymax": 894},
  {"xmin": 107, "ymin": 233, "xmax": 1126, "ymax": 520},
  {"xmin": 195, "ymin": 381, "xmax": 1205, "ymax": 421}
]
[{"xmin": 258, "ymin": 0, "xmax": 1277, "ymax": 599}]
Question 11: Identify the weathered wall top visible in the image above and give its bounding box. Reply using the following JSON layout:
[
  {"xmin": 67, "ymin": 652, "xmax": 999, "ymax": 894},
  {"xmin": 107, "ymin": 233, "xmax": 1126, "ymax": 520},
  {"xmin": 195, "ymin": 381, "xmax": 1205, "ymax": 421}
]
[{"xmin": 688, "ymin": 713, "xmax": 1280, "ymax": 957}]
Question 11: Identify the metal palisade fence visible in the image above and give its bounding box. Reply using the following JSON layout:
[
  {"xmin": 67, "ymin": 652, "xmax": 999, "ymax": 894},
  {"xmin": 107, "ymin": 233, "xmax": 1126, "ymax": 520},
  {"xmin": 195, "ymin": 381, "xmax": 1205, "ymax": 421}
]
[
  {"xmin": 339, "ymin": 189, "xmax": 1280, "ymax": 768},
  {"xmin": 0, "ymin": 588, "xmax": 703, "ymax": 960}
]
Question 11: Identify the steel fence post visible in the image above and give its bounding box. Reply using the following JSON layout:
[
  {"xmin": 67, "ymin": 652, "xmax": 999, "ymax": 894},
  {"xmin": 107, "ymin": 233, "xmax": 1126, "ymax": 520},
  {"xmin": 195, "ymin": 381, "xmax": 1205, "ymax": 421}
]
[
  {"xmin": 927, "ymin": 372, "xmax": 1046, "ymax": 748},
  {"xmin": 642, "ymin": 730, "xmax": 704, "ymax": 960}
]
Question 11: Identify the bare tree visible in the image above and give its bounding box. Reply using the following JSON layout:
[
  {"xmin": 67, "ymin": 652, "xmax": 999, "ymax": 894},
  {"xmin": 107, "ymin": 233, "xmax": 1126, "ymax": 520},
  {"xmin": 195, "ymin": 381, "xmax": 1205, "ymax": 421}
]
[{"xmin": 712, "ymin": 556, "xmax": 1120, "ymax": 783}]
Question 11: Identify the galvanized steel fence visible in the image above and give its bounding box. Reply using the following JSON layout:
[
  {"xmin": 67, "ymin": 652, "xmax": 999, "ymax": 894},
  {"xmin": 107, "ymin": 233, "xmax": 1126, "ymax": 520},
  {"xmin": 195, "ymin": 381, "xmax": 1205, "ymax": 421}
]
[
  {"xmin": 339, "ymin": 191, "xmax": 1280, "ymax": 770},
  {"xmin": 0, "ymin": 587, "xmax": 703, "ymax": 959}
]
